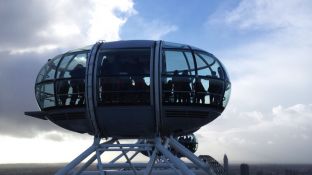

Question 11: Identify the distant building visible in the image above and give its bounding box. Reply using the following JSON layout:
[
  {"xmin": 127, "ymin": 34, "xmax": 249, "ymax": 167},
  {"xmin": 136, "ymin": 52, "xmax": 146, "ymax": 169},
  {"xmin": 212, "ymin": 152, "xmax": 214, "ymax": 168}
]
[
  {"xmin": 223, "ymin": 154, "xmax": 229, "ymax": 175},
  {"xmin": 285, "ymin": 169, "xmax": 299, "ymax": 175},
  {"xmin": 240, "ymin": 164, "xmax": 249, "ymax": 175},
  {"xmin": 256, "ymin": 170, "xmax": 263, "ymax": 175}
]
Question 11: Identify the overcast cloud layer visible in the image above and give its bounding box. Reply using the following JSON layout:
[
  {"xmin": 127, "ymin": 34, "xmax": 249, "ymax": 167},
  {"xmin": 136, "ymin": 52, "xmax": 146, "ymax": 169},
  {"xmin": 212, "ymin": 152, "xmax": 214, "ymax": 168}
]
[
  {"xmin": 0, "ymin": 0, "xmax": 136, "ymax": 139},
  {"xmin": 196, "ymin": 0, "xmax": 312, "ymax": 163},
  {"xmin": 0, "ymin": 0, "xmax": 179, "ymax": 140},
  {"xmin": 0, "ymin": 0, "xmax": 311, "ymax": 163}
]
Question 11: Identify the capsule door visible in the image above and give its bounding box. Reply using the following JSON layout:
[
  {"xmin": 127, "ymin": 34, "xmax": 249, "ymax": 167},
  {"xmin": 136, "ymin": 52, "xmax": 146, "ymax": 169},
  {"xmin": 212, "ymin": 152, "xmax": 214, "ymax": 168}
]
[{"xmin": 94, "ymin": 47, "xmax": 155, "ymax": 138}]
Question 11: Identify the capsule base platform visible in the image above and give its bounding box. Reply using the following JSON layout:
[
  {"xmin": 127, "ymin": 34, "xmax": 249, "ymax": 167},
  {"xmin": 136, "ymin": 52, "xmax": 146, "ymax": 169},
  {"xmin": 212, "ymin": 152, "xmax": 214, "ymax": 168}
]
[{"xmin": 55, "ymin": 136, "xmax": 223, "ymax": 175}]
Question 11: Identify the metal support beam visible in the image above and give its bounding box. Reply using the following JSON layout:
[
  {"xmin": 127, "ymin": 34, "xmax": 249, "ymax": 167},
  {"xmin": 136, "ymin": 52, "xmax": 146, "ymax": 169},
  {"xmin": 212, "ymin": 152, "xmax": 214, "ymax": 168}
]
[
  {"xmin": 109, "ymin": 140, "xmax": 142, "ymax": 164},
  {"xmin": 55, "ymin": 137, "xmax": 100, "ymax": 175},
  {"xmin": 154, "ymin": 137, "xmax": 195, "ymax": 175},
  {"xmin": 74, "ymin": 153, "xmax": 97, "ymax": 175},
  {"xmin": 80, "ymin": 169, "xmax": 207, "ymax": 175},
  {"xmin": 143, "ymin": 148, "xmax": 157, "ymax": 175},
  {"xmin": 169, "ymin": 136, "xmax": 216, "ymax": 175},
  {"xmin": 116, "ymin": 140, "xmax": 138, "ymax": 175},
  {"xmin": 96, "ymin": 149, "xmax": 104, "ymax": 175},
  {"xmin": 55, "ymin": 136, "xmax": 218, "ymax": 175}
]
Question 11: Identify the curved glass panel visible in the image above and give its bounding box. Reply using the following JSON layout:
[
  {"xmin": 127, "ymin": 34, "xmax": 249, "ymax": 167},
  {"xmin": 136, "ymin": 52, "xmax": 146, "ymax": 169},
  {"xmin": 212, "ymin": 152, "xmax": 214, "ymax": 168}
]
[
  {"xmin": 162, "ymin": 49, "xmax": 228, "ymax": 108},
  {"xmin": 162, "ymin": 50, "xmax": 195, "ymax": 104},
  {"xmin": 97, "ymin": 49, "xmax": 151, "ymax": 105},
  {"xmin": 219, "ymin": 61, "xmax": 230, "ymax": 81},
  {"xmin": 195, "ymin": 52, "xmax": 225, "ymax": 106},
  {"xmin": 55, "ymin": 52, "xmax": 87, "ymax": 106},
  {"xmin": 56, "ymin": 53, "xmax": 87, "ymax": 79},
  {"xmin": 35, "ymin": 51, "xmax": 89, "ymax": 109},
  {"xmin": 223, "ymin": 82, "xmax": 231, "ymax": 107},
  {"xmin": 36, "ymin": 55, "xmax": 61, "ymax": 83},
  {"xmin": 195, "ymin": 52, "xmax": 224, "ymax": 78},
  {"xmin": 35, "ymin": 82, "xmax": 55, "ymax": 108}
]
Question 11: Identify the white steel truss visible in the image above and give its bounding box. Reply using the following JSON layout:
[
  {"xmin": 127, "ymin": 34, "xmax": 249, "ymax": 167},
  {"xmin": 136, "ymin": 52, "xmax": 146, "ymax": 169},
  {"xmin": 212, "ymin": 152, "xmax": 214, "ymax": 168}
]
[{"xmin": 55, "ymin": 136, "xmax": 217, "ymax": 175}]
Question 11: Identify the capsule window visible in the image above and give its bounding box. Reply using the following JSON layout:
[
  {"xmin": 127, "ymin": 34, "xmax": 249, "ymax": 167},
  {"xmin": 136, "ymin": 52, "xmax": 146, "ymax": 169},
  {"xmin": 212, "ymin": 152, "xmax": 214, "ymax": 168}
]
[
  {"xmin": 36, "ymin": 56, "xmax": 61, "ymax": 83},
  {"xmin": 36, "ymin": 82, "xmax": 55, "ymax": 108},
  {"xmin": 56, "ymin": 53, "xmax": 87, "ymax": 79},
  {"xmin": 194, "ymin": 52, "xmax": 225, "ymax": 106},
  {"xmin": 35, "ymin": 55, "xmax": 61, "ymax": 109},
  {"xmin": 161, "ymin": 50, "xmax": 227, "ymax": 107},
  {"xmin": 55, "ymin": 52, "xmax": 87, "ymax": 106},
  {"xmin": 162, "ymin": 50, "xmax": 195, "ymax": 104},
  {"xmin": 97, "ymin": 49, "xmax": 151, "ymax": 105},
  {"xmin": 223, "ymin": 82, "xmax": 231, "ymax": 107}
]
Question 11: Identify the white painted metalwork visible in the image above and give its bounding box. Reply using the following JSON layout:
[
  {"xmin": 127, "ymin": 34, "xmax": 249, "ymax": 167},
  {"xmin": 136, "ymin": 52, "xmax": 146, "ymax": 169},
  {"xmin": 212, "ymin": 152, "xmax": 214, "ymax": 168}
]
[{"xmin": 55, "ymin": 136, "xmax": 216, "ymax": 175}]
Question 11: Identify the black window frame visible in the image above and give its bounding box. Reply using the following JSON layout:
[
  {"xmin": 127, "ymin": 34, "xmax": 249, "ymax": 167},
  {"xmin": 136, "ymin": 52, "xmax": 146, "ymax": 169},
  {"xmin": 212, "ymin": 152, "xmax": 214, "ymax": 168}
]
[{"xmin": 95, "ymin": 48, "xmax": 153, "ymax": 106}]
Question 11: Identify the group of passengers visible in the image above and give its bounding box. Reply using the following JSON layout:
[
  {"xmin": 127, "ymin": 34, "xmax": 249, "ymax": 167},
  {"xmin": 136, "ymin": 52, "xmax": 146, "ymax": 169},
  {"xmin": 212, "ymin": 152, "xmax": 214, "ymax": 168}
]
[
  {"xmin": 55, "ymin": 57, "xmax": 225, "ymax": 106},
  {"xmin": 99, "ymin": 56, "xmax": 150, "ymax": 104},
  {"xmin": 56, "ymin": 64, "xmax": 86, "ymax": 106},
  {"xmin": 163, "ymin": 68, "xmax": 224, "ymax": 106}
]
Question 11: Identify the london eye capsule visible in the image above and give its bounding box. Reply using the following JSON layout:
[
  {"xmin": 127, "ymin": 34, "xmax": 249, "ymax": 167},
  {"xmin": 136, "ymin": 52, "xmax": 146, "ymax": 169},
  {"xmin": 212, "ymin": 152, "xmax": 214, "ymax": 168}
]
[{"xmin": 25, "ymin": 40, "xmax": 231, "ymax": 138}]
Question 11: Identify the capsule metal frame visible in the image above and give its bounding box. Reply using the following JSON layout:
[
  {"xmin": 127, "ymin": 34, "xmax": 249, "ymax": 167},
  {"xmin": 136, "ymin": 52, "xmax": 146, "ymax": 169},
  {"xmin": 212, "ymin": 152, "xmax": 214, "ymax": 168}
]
[{"xmin": 26, "ymin": 40, "xmax": 231, "ymax": 138}]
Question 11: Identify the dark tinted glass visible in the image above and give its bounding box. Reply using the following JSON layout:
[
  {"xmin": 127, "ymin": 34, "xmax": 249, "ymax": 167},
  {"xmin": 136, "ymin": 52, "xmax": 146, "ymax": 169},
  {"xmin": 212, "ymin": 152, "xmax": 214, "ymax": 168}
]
[
  {"xmin": 55, "ymin": 52, "xmax": 87, "ymax": 106},
  {"xmin": 97, "ymin": 49, "xmax": 151, "ymax": 105},
  {"xmin": 194, "ymin": 52, "xmax": 226, "ymax": 107},
  {"xmin": 162, "ymin": 50, "xmax": 195, "ymax": 104},
  {"xmin": 162, "ymin": 49, "xmax": 229, "ymax": 108}
]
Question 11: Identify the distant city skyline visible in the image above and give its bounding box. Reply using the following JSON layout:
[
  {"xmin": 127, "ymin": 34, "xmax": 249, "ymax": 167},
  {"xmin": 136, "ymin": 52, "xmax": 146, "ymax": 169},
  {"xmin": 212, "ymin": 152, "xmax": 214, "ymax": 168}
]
[
  {"xmin": 224, "ymin": 154, "xmax": 229, "ymax": 175},
  {"xmin": 0, "ymin": 0, "xmax": 312, "ymax": 164}
]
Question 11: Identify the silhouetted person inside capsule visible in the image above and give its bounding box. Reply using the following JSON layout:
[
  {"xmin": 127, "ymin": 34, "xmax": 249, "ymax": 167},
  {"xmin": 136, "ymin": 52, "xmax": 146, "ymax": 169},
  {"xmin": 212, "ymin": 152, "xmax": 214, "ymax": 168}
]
[
  {"xmin": 218, "ymin": 67, "xmax": 224, "ymax": 79},
  {"xmin": 208, "ymin": 71, "xmax": 223, "ymax": 106},
  {"xmin": 55, "ymin": 63, "xmax": 71, "ymax": 106},
  {"xmin": 119, "ymin": 58, "xmax": 134, "ymax": 104},
  {"xmin": 131, "ymin": 60, "xmax": 148, "ymax": 103},
  {"xmin": 193, "ymin": 77, "xmax": 206, "ymax": 104},
  {"xmin": 218, "ymin": 66, "xmax": 225, "ymax": 106},
  {"xmin": 142, "ymin": 64, "xmax": 150, "ymax": 103},
  {"xmin": 101, "ymin": 56, "xmax": 124, "ymax": 104},
  {"xmin": 56, "ymin": 80, "xmax": 70, "ymax": 105},
  {"xmin": 70, "ymin": 64, "xmax": 85, "ymax": 106},
  {"xmin": 180, "ymin": 70, "xmax": 191, "ymax": 104},
  {"xmin": 172, "ymin": 70, "xmax": 182, "ymax": 103},
  {"xmin": 163, "ymin": 79, "xmax": 173, "ymax": 103},
  {"xmin": 100, "ymin": 56, "xmax": 114, "ymax": 104}
]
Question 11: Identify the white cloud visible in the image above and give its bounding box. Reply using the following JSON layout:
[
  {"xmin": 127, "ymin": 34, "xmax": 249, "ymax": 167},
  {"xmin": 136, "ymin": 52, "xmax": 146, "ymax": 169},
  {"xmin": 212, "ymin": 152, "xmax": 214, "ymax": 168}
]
[
  {"xmin": 86, "ymin": 0, "xmax": 136, "ymax": 43},
  {"xmin": 0, "ymin": 135, "xmax": 92, "ymax": 163},
  {"xmin": 137, "ymin": 19, "xmax": 178, "ymax": 40},
  {"xmin": 198, "ymin": 0, "xmax": 312, "ymax": 163},
  {"xmin": 0, "ymin": 0, "xmax": 136, "ymax": 54},
  {"xmin": 209, "ymin": 0, "xmax": 312, "ymax": 111},
  {"xmin": 2, "ymin": 0, "xmax": 179, "ymax": 54},
  {"xmin": 197, "ymin": 104, "xmax": 312, "ymax": 163},
  {"xmin": 8, "ymin": 44, "xmax": 59, "ymax": 54},
  {"xmin": 0, "ymin": 0, "xmax": 137, "ymax": 141},
  {"xmin": 121, "ymin": 16, "xmax": 178, "ymax": 40},
  {"xmin": 224, "ymin": 0, "xmax": 312, "ymax": 30},
  {"xmin": 219, "ymin": 34, "xmax": 312, "ymax": 112}
]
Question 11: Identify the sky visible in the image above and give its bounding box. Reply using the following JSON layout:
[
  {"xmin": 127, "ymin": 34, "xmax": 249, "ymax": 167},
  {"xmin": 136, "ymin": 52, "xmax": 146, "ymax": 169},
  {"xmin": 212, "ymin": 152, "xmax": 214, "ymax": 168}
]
[{"xmin": 0, "ymin": 0, "xmax": 312, "ymax": 164}]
